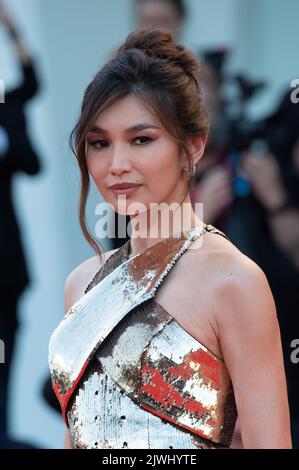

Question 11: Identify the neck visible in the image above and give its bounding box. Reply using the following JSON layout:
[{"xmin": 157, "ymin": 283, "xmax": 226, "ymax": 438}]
[{"xmin": 128, "ymin": 193, "xmax": 204, "ymax": 258}]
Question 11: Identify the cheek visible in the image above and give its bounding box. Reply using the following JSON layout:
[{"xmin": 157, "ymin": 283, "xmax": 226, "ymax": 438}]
[
  {"xmin": 87, "ymin": 157, "xmax": 107, "ymax": 191},
  {"xmin": 87, "ymin": 153, "xmax": 105, "ymax": 172},
  {"xmin": 143, "ymin": 148, "xmax": 182, "ymax": 190}
]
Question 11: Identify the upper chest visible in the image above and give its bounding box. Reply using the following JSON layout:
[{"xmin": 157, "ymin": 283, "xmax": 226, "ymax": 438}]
[{"xmin": 82, "ymin": 234, "xmax": 237, "ymax": 361}]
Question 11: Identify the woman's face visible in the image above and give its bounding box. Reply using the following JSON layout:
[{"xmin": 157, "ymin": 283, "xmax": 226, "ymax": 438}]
[
  {"xmin": 85, "ymin": 94, "xmax": 189, "ymax": 216},
  {"xmin": 137, "ymin": 0, "xmax": 183, "ymax": 40}
]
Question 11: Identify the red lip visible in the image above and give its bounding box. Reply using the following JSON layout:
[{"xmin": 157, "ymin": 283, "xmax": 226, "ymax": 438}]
[
  {"xmin": 109, "ymin": 183, "xmax": 141, "ymax": 189},
  {"xmin": 110, "ymin": 185, "xmax": 142, "ymax": 198}
]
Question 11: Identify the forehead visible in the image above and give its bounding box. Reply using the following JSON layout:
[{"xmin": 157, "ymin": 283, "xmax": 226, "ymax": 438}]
[{"xmin": 93, "ymin": 95, "xmax": 160, "ymax": 129}]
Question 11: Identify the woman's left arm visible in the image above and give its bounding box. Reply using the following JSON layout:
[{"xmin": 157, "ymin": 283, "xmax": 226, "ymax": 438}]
[{"xmin": 217, "ymin": 257, "xmax": 292, "ymax": 449}]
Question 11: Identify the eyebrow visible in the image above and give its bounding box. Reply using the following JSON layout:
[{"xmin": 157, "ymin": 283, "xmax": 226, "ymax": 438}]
[{"xmin": 87, "ymin": 122, "xmax": 161, "ymax": 134}]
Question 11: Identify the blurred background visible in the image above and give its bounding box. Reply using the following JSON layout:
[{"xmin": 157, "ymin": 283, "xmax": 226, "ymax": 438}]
[{"xmin": 0, "ymin": 0, "xmax": 298, "ymax": 449}]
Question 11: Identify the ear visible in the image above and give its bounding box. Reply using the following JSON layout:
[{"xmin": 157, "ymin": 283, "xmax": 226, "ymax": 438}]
[{"xmin": 187, "ymin": 135, "xmax": 208, "ymax": 165}]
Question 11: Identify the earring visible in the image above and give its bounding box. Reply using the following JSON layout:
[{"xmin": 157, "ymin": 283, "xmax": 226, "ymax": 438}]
[{"xmin": 192, "ymin": 163, "xmax": 196, "ymax": 176}]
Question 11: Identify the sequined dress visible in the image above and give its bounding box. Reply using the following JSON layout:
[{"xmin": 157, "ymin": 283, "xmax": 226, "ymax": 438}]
[{"xmin": 49, "ymin": 224, "xmax": 238, "ymax": 449}]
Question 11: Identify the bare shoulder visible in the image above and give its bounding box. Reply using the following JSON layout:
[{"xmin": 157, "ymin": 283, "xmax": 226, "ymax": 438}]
[
  {"xmin": 200, "ymin": 233, "xmax": 291, "ymax": 448},
  {"xmin": 184, "ymin": 225, "xmax": 245, "ymax": 280},
  {"xmin": 199, "ymin": 230, "xmax": 277, "ymax": 329},
  {"xmin": 189, "ymin": 228, "xmax": 275, "ymax": 327},
  {"xmin": 193, "ymin": 226, "xmax": 268, "ymax": 281},
  {"xmin": 63, "ymin": 248, "xmax": 118, "ymax": 313},
  {"xmin": 185, "ymin": 227, "xmax": 279, "ymax": 370},
  {"xmin": 216, "ymin": 251, "xmax": 277, "ymax": 333}
]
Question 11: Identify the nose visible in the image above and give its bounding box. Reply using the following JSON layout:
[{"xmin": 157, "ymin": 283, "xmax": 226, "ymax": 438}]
[{"xmin": 109, "ymin": 147, "xmax": 133, "ymax": 175}]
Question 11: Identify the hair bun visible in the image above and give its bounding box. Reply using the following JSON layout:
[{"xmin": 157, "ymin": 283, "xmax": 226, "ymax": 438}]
[{"xmin": 118, "ymin": 27, "xmax": 200, "ymax": 86}]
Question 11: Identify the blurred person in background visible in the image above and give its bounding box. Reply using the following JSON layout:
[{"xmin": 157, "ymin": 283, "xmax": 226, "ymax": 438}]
[
  {"xmin": 135, "ymin": 0, "xmax": 187, "ymax": 41},
  {"xmin": 192, "ymin": 69, "xmax": 299, "ymax": 447},
  {"xmin": 0, "ymin": 1, "xmax": 40, "ymax": 448}
]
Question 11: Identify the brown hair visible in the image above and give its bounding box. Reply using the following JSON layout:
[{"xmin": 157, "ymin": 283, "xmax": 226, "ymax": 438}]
[{"xmin": 69, "ymin": 26, "xmax": 209, "ymax": 258}]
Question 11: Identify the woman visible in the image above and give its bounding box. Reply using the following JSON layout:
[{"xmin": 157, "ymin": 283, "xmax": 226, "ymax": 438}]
[{"xmin": 48, "ymin": 27, "xmax": 292, "ymax": 449}]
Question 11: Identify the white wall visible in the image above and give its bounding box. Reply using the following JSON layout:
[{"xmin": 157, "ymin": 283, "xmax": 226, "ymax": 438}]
[
  {"xmin": 233, "ymin": 0, "xmax": 299, "ymax": 117},
  {"xmin": 0, "ymin": 0, "xmax": 298, "ymax": 448},
  {"xmin": 183, "ymin": 0, "xmax": 240, "ymax": 48}
]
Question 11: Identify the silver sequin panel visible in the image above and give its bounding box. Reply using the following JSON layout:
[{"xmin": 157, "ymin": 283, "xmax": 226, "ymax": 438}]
[
  {"xmin": 48, "ymin": 226, "xmax": 205, "ymax": 398},
  {"xmin": 66, "ymin": 301, "xmax": 229, "ymax": 449},
  {"xmin": 67, "ymin": 365, "xmax": 217, "ymax": 449}
]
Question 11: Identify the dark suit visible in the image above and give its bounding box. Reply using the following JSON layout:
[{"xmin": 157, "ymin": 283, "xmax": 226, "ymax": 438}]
[{"xmin": 0, "ymin": 61, "xmax": 40, "ymax": 443}]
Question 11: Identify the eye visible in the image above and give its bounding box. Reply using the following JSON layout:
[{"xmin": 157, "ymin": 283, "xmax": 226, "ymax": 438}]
[
  {"xmin": 88, "ymin": 136, "xmax": 153, "ymax": 150},
  {"xmin": 133, "ymin": 136, "xmax": 153, "ymax": 145},
  {"xmin": 89, "ymin": 139, "xmax": 108, "ymax": 149}
]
